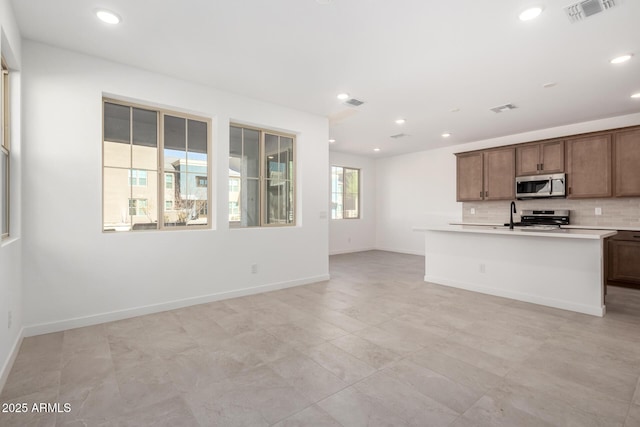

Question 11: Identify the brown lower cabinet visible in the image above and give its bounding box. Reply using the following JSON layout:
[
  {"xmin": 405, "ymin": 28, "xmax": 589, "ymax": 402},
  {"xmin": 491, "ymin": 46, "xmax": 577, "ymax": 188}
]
[{"xmin": 606, "ymin": 231, "xmax": 640, "ymax": 290}]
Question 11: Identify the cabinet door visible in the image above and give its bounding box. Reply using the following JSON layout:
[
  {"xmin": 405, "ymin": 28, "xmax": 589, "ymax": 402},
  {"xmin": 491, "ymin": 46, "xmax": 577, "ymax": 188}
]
[
  {"xmin": 614, "ymin": 128, "xmax": 640, "ymax": 197},
  {"xmin": 566, "ymin": 134, "xmax": 612, "ymax": 198},
  {"xmin": 540, "ymin": 140, "xmax": 564, "ymax": 173},
  {"xmin": 456, "ymin": 152, "xmax": 484, "ymax": 201},
  {"xmin": 515, "ymin": 144, "xmax": 540, "ymax": 176},
  {"xmin": 484, "ymin": 148, "xmax": 515, "ymax": 200},
  {"xmin": 608, "ymin": 240, "xmax": 640, "ymax": 285}
]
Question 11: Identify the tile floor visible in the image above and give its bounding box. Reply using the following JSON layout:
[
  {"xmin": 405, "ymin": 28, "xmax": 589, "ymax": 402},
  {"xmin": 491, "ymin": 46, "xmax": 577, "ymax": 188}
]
[{"xmin": 1, "ymin": 250, "xmax": 640, "ymax": 426}]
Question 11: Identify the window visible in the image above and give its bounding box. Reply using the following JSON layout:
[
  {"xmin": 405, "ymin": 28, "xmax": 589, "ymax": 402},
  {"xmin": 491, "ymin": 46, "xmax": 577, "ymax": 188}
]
[
  {"xmin": 128, "ymin": 198, "xmax": 148, "ymax": 216},
  {"xmin": 229, "ymin": 125, "xmax": 295, "ymax": 227},
  {"xmin": 103, "ymin": 99, "xmax": 211, "ymax": 231},
  {"xmin": 128, "ymin": 169, "xmax": 148, "ymax": 186},
  {"xmin": 196, "ymin": 176, "xmax": 207, "ymax": 188},
  {"xmin": 164, "ymin": 173, "xmax": 173, "ymax": 189},
  {"xmin": 331, "ymin": 166, "xmax": 360, "ymax": 219},
  {"xmin": 1, "ymin": 58, "xmax": 9, "ymax": 239}
]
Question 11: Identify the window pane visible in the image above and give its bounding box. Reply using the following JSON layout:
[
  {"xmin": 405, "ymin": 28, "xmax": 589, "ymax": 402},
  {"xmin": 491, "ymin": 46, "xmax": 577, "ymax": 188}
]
[
  {"xmin": 164, "ymin": 115, "xmax": 186, "ymax": 173},
  {"xmin": 281, "ymin": 136, "xmax": 293, "ymax": 179},
  {"xmin": 103, "ymin": 167, "xmax": 131, "ymax": 231},
  {"xmin": 244, "ymin": 129, "xmax": 260, "ymax": 178},
  {"xmin": 104, "ymin": 103, "xmax": 130, "ymax": 144},
  {"xmin": 344, "ymin": 168, "xmax": 359, "ymax": 218},
  {"xmin": 131, "ymin": 171, "xmax": 157, "ymax": 230},
  {"xmin": 104, "ymin": 103, "xmax": 131, "ymax": 168},
  {"xmin": 265, "ymin": 134, "xmax": 279, "ymax": 180},
  {"xmin": 242, "ymin": 178, "xmax": 260, "ymax": 227},
  {"xmin": 132, "ymin": 107, "xmax": 157, "ymax": 170},
  {"xmin": 187, "ymin": 120, "xmax": 207, "ymax": 153},
  {"xmin": 229, "ymin": 177, "xmax": 241, "ymax": 222}
]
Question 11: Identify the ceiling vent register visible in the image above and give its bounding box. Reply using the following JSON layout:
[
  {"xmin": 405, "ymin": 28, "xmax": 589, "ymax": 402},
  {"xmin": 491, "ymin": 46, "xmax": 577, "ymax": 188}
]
[
  {"xmin": 565, "ymin": 0, "xmax": 616, "ymax": 23},
  {"xmin": 390, "ymin": 133, "xmax": 409, "ymax": 139},
  {"xmin": 344, "ymin": 98, "xmax": 365, "ymax": 107},
  {"xmin": 490, "ymin": 103, "xmax": 518, "ymax": 113}
]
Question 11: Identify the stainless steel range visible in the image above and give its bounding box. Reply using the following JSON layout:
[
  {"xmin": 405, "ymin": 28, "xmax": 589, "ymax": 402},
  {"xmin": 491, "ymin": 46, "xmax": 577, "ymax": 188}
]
[{"xmin": 505, "ymin": 209, "xmax": 570, "ymax": 229}]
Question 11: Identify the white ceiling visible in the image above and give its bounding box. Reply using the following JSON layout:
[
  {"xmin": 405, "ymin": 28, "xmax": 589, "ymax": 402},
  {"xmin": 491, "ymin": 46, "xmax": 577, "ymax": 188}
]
[{"xmin": 11, "ymin": 0, "xmax": 640, "ymax": 157}]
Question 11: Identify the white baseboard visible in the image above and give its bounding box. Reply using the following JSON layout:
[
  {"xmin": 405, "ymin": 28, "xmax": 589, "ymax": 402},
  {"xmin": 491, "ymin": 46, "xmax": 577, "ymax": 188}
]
[
  {"xmin": 0, "ymin": 327, "xmax": 24, "ymax": 395},
  {"xmin": 23, "ymin": 274, "xmax": 330, "ymax": 337},
  {"xmin": 425, "ymin": 275, "xmax": 605, "ymax": 317},
  {"xmin": 374, "ymin": 246, "xmax": 425, "ymax": 256},
  {"xmin": 329, "ymin": 247, "xmax": 376, "ymax": 255}
]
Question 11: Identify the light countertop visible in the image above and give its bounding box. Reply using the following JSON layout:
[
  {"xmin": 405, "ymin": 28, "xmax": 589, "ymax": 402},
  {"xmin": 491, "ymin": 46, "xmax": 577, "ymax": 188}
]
[
  {"xmin": 414, "ymin": 224, "xmax": 617, "ymax": 240},
  {"xmin": 450, "ymin": 222, "xmax": 640, "ymax": 232}
]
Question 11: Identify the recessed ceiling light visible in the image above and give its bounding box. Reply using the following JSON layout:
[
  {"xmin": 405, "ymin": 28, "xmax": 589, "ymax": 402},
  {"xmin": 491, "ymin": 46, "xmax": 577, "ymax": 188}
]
[
  {"xmin": 543, "ymin": 82, "xmax": 557, "ymax": 88},
  {"xmin": 610, "ymin": 54, "xmax": 632, "ymax": 64},
  {"xmin": 337, "ymin": 93, "xmax": 350, "ymax": 100},
  {"xmin": 450, "ymin": 108, "xmax": 460, "ymax": 113},
  {"xmin": 96, "ymin": 9, "xmax": 121, "ymax": 24},
  {"xmin": 329, "ymin": 139, "xmax": 336, "ymax": 143},
  {"xmin": 373, "ymin": 148, "xmax": 381, "ymax": 152},
  {"xmin": 395, "ymin": 118, "xmax": 406, "ymax": 125},
  {"xmin": 631, "ymin": 92, "xmax": 640, "ymax": 99},
  {"xmin": 442, "ymin": 133, "xmax": 451, "ymax": 138},
  {"xmin": 519, "ymin": 6, "xmax": 543, "ymax": 21}
]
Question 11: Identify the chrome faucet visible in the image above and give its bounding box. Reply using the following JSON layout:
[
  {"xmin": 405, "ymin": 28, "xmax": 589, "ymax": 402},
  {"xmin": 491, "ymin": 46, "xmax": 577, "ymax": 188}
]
[{"xmin": 509, "ymin": 201, "xmax": 517, "ymax": 230}]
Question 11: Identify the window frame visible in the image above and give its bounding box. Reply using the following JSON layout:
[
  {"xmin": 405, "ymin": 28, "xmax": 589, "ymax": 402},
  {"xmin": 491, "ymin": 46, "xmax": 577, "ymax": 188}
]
[
  {"xmin": 102, "ymin": 98, "xmax": 213, "ymax": 232},
  {"xmin": 1, "ymin": 57, "xmax": 9, "ymax": 239},
  {"xmin": 229, "ymin": 123, "xmax": 296, "ymax": 228},
  {"xmin": 331, "ymin": 165, "xmax": 361, "ymax": 220}
]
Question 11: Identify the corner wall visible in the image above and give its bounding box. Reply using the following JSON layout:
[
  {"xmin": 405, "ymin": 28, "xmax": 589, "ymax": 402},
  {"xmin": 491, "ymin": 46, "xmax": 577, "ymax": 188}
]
[
  {"xmin": 329, "ymin": 151, "xmax": 376, "ymax": 254},
  {"xmin": 21, "ymin": 41, "xmax": 329, "ymax": 336},
  {"xmin": 0, "ymin": 0, "xmax": 23, "ymax": 393}
]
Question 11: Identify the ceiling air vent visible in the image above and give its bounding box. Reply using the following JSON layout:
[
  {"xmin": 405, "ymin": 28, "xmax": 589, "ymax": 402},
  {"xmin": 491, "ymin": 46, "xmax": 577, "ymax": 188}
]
[
  {"xmin": 344, "ymin": 98, "xmax": 365, "ymax": 107},
  {"xmin": 390, "ymin": 133, "xmax": 409, "ymax": 139},
  {"xmin": 565, "ymin": 0, "xmax": 616, "ymax": 23},
  {"xmin": 490, "ymin": 103, "xmax": 518, "ymax": 113}
]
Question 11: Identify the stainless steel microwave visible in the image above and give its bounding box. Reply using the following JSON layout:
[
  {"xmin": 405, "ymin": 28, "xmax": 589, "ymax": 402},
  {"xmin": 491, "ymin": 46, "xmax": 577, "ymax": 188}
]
[{"xmin": 516, "ymin": 173, "xmax": 566, "ymax": 199}]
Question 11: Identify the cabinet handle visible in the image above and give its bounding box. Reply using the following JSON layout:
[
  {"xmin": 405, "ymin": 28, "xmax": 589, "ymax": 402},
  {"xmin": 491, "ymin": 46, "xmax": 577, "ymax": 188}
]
[
  {"xmin": 536, "ymin": 164, "xmax": 540, "ymax": 171},
  {"xmin": 485, "ymin": 191, "xmax": 488, "ymax": 197},
  {"xmin": 540, "ymin": 163, "xmax": 544, "ymax": 171},
  {"xmin": 480, "ymin": 191, "xmax": 483, "ymax": 198},
  {"xmin": 634, "ymin": 236, "xmax": 640, "ymax": 239}
]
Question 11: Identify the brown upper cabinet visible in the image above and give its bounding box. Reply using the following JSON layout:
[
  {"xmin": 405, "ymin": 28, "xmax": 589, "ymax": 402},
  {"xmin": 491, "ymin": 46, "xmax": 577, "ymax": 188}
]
[
  {"xmin": 515, "ymin": 140, "xmax": 564, "ymax": 176},
  {"xmin": 614, "ymin": 127, "xmax": 640, "ymax": 197},
  {"xmin": 457, "ymin": 147, "xmax": 514, "ymax": 202},
  {"xmin": 565, "ymin": 134, "xmax": 612, "ymax": 198}
]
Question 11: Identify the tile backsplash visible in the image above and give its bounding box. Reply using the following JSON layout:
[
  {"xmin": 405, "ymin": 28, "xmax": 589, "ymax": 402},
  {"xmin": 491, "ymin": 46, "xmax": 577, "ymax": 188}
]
[{"xmin": 463, "ymin": 198, "xmax": 640, "ymax": 228}]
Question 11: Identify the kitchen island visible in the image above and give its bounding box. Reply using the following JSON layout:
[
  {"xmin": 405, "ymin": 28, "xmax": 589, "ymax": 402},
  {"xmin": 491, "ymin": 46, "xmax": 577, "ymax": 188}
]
[{"xmin": 415, "ymin": 225, "xmax": 617, "ymax": 316}]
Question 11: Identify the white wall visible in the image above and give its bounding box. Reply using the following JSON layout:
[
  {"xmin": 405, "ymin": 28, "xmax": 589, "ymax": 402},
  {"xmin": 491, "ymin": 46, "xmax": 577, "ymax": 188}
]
[
  {"xmin": 375, "ymin": 112, "xmax": 640, "ymax": 255},
  {"xmin": 21, "ymin": 41, "xmax": 329, "ymax": 335},
  {"xmin": 0, "ymin": 0, "xmax": 23, "ymax": 391},
  {"xmin": 329, "ymin": 151, "xmax": 376, "ymax": 254}
]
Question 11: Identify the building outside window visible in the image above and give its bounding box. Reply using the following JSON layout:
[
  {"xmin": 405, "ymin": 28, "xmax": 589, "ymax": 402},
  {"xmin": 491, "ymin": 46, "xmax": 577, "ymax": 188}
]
[
  {"xmin": 128, "ymin": 198, "xmax": 148, "ymax": 216},
  {"xmin": 128, "ymin": 169, "xmax": 148, "ymax": 186},
  {"xmin": 196, "ymin": 176, "xmax": 207, "ymax": 187},
  {"xmin": 165, "ymin": 173, "xmax": 173, "ymax": 189},
  {"xmin": 103, "ymin": 99, "xmax": 211, "ymax": 231},
  {"xmin": 331, "ymin": 166, "xmax": 360, "ymax": 219},
  {"xmin": 229, "ymin": 124, "xmax": 295, "ymax": 227},
  {"xmin": 1, "ymin": 58, "xmax": 9, "ymax": 239}
]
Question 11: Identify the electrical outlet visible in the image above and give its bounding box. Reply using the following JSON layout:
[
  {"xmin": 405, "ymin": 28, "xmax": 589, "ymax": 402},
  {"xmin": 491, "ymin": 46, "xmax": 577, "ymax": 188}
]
[
  {"xmin": 8, "ymin": 311, "xmax": 12, "ymax": 329},
  {"xmin": 251, "ymin": 264, "xmax": 258, "ymax": 274},
  {"xmin": 470, "ymin": 208, "xmax": 476, "ymax": 215},
  {"xmin": 479, "ymin": 263, "xmax": 486, "ymax": 273},
  {"xmin": 595, "ymin": 207, "xmax": 602, "ymax": 216}
]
